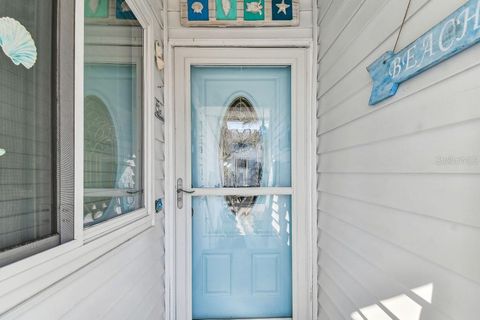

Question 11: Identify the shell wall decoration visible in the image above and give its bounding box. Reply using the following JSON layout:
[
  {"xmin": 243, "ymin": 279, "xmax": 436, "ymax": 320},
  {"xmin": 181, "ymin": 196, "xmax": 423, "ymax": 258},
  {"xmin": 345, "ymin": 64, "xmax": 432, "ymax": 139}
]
[
  {"xmin": 222, "ymin": 0, "xmax": 232, "ymax": 16},
  {"xmin": 90, "ymin": 0, "xmax": 100, "ymax": 12},
  {"xmin": 0, "ymin": 17, "xmax": 37, "ymax": 69},
  {"xmin": 182, "ymin": 0, "xmax": 298, "ymax": 27}
]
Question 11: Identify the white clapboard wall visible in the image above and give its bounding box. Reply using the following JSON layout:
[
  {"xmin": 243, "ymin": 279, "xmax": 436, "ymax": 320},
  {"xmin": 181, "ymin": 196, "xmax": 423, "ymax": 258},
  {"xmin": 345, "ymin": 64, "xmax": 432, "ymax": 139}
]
[
  {"xmin": 316, "ymin": 0, "xmax": 480, "ymax": 319},
  {"xmin": 3, "ymin": 0, "xmax": 167, "ymax": 319},
  {"xmin": 5, "ymin": 215, "xmax": 166, "ymax": 320}
]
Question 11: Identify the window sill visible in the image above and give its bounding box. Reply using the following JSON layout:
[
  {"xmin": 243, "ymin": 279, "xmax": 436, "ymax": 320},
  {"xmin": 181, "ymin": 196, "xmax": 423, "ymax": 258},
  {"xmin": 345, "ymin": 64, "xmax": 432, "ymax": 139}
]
[
  {"xmin": 0, "ymin": 213, "xmax": 153, "ymax": 316},
  {"xmin": 83, "ymin": 208, "xmax": 150, "ymax": 243},
  {"xmin": 0, "ymin": 235, "xmax": 61, "ymax": 268}
]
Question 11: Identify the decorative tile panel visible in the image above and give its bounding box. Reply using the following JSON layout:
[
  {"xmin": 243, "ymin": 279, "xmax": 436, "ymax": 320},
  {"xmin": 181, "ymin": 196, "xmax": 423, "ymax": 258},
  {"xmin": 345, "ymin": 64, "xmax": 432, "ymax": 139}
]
[
  {"xmin": 216, "ymin": 0, "xmax": 237, "ymax": 20},
  {"xmin": 187, "ymin": 0, "xmax": 209, "ymax": 21},
  {"xmin": 271, "ymin": 0, "xmax": 292, "ymax": 20},
  {"xmin": 181, "ymin": 0, "xmax": 299, "ymax": 27}
]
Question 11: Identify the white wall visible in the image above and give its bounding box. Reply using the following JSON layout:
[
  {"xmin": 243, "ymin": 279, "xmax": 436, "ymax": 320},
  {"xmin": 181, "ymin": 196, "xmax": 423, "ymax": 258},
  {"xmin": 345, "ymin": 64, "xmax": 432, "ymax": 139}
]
[
  {"xmin": 2, "ymin": 0, "xmax": 167, "ymax": 319},
  {"xmin": 316, "ymin": 0, "xmax": 480, "ymax": 319},
  {"xmin": 2, "ymin": 0, "xmax": 316, "ymax": 318},
  {"xmin": 4, "ymin": 216, "xmax": 165, "ymax": 320}
]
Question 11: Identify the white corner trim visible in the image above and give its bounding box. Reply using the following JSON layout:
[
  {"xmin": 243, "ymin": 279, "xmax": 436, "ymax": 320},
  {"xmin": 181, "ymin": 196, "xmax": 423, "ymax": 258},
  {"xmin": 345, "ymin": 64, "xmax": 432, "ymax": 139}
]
[
  {"xmin": 311, "ymin": 0, "xmax": 319, "ymax": 318},
  {"xmin": 74, "ymin": 0, "xmax": 85, "ymax": 244},
  {"xmin": 164, "ymin": 35, "xmax": 176, "ymax": 320},
  {"xmin": 126, "ymin": 0, "xmax": 153, "ymax": 28}
]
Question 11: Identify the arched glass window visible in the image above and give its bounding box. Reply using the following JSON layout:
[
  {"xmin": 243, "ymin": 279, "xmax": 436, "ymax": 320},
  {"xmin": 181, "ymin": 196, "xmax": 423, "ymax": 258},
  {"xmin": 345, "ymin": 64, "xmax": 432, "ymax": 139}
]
[
  {"xmin": 220, "ymin": 97, "xmax": 263, "ymax": 215},
  {"xmin": 84, "ymin": 95, "xmax": 118, "ymax": 225}
]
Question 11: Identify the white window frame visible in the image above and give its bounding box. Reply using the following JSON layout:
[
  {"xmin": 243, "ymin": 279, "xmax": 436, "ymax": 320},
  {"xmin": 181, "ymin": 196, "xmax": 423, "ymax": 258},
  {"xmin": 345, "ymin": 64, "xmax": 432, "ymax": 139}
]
[
  {"xmin": 0, "ymin": 0, "xmax": 156, "ymax": 315},
  {"xmin": 165, "ymin": 46, "xmax": 316, "ymax": 320}
]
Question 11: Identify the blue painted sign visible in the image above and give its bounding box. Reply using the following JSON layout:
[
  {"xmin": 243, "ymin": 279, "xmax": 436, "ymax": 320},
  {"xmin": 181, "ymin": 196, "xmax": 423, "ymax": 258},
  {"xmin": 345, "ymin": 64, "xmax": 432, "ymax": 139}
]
[
  {"xmin": 368, "ymin": 0, "xmax": 480, "ymax": 105},
  {"xmin": 116, "ymin": 0, "xmax": 137, "ymax": 20},
  {"xmin": 272, "ymin": 0, "xmax": 293, "ymax": 21},
  {"xmin": 187, "ymin": 0, "xmax": 209, "ymax": 21}
]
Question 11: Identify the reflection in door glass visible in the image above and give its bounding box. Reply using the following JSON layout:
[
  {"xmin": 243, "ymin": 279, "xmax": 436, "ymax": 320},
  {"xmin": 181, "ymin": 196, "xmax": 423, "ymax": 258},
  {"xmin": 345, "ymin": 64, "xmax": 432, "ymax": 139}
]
[{"xmin": 191, "ymin": 66, "xmax": 291, "ymax": 189}]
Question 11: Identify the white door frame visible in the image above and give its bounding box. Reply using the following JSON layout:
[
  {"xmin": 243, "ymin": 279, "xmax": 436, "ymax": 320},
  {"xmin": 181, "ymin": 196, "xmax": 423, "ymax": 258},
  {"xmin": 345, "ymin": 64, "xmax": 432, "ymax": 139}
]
[{"xmin": 165, "ymin": 45, "xmax": 316, "ymax": 320}]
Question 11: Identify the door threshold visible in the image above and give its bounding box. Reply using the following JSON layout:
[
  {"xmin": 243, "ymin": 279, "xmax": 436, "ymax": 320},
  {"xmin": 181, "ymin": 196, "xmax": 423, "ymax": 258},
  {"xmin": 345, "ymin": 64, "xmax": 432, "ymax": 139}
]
[{"xmin": 196, "ymin": 318, "xmax": 292, "ymax": 320}]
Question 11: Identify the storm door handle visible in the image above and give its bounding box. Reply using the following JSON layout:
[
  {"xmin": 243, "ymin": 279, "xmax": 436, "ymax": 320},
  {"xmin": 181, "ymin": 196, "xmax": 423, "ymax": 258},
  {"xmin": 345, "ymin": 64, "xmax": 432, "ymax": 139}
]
[
  {"xmin": 177, "ymin": 178, "xmax": 194, "ymax": 209},
  {"xmin": 177, "ymin": 188, "xmax": 195, "ymax": 194}
]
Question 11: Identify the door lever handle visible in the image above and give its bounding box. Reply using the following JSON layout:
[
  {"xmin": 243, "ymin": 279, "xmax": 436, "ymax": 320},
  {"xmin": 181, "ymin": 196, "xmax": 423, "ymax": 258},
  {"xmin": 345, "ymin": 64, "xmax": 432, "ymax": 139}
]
[
  {"xmin": 126, "ymin": 190, "xmax": 142, "ymax": 194},
  {"xmin": 177, "ymin": 188, "xmax": 195, "ymax": 194},
  {"xmin": 177, "ymin": 178, "xmax": 193, "ymax": 209}
]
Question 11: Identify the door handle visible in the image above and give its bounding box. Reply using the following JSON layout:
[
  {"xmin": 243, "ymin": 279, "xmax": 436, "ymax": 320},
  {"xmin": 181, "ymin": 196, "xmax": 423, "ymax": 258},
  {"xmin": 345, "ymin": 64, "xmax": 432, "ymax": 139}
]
[
  {"xmin": 177, "ymin": 178, "xmax": 194, "ymax": 209},
  {"xmin": 177, "ymin": 188, "xmax": 195, "ymax": 194},
  {"xmin": 126, "ymin": 190, "xmax": 142, "ymax": 195}
]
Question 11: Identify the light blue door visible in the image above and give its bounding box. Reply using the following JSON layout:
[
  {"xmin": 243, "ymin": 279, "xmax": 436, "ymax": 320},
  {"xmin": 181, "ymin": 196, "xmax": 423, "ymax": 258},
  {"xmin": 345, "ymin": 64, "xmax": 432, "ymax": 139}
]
[{"xmin": 191, "ymin": 66, "xmax": 292, "ymax": 319}]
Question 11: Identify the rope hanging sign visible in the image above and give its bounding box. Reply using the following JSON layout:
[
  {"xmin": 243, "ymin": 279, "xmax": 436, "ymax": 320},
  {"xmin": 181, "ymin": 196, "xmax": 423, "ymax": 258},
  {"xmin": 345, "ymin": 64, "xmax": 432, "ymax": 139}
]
[{"xmin": 367, "ymin": 0, "xmax": 480, "ymax": 106}]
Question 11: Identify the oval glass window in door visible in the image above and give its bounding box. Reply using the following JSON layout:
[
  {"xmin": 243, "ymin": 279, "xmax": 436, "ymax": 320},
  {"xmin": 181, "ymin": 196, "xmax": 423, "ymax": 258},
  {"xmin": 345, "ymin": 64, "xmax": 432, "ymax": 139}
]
[{"xmin": 220, "ymin": 96, "xmax": 263, "ymax": 216}]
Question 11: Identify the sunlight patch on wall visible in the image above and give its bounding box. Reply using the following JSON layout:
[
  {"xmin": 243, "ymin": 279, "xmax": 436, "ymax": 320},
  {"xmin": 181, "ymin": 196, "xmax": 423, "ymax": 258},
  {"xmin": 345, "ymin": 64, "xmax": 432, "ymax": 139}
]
[
  {"xmin": 382, "ymin": 294, "xmax": 422, "ymax": 320},
  {"xmin": 358, "ymin": 304, "xmax": 392, "ymax": 319},
  {"xmin": 412, "ymin": 283, "xmax": 434, "ymax": 304},
  {"xmin": 350, "ymin": 283, "xmax": 433, "ymax": 320},
  {"xmin": 350, "ymin": 311, "xmax": 364, "ymax": 320}
]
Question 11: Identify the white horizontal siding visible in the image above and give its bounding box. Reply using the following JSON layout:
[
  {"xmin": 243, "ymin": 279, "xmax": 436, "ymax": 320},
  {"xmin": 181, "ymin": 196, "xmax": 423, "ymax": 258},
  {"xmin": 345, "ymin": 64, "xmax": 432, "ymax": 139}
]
[
  {"xmin": 316, "ymin": 0, "xmax": 480, "ymax": 319},
  {"xmin": 5, "ymin": 216, "xmax": 165, "ymax": 320}
]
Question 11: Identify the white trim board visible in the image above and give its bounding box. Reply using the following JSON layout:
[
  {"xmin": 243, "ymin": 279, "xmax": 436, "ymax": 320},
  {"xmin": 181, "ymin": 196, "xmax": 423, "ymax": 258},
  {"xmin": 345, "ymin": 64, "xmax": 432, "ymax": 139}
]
[
  {"xmin": 164, "ymin": 45, "xmax": 316, "ymax": 320},
  {"xmin": 169, "ymin": 38, "xmax": 311, "ymax": 48}
]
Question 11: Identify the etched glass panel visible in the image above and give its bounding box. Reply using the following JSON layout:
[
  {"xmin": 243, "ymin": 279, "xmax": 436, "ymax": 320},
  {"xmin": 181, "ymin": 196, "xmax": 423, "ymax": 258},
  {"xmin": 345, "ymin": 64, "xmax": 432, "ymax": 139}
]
[{"xmin": 220, "ymin": 97, "xmax": 263, "ymax": 188}]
